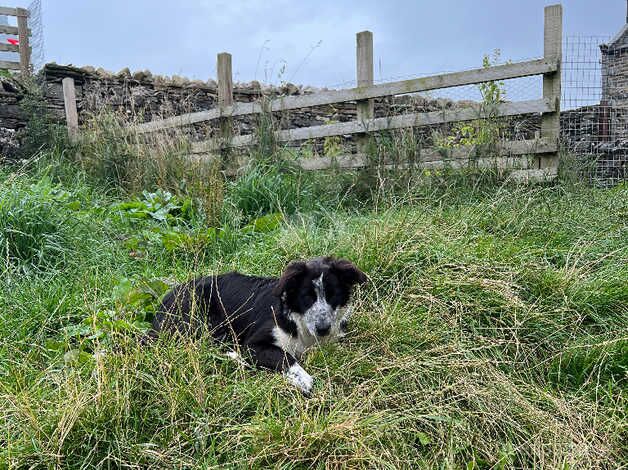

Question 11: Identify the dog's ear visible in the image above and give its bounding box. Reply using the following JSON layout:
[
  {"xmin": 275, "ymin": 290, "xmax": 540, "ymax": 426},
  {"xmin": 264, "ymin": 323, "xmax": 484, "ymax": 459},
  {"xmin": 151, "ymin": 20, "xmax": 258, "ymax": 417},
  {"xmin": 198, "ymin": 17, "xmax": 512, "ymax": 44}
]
[
  {"xmin": 331, "ymin": 259, "xmax": 367, "ymax": 286},
  {"xmin": 273, "ymin": 261, "xmax": 308, "ymax": 297}
]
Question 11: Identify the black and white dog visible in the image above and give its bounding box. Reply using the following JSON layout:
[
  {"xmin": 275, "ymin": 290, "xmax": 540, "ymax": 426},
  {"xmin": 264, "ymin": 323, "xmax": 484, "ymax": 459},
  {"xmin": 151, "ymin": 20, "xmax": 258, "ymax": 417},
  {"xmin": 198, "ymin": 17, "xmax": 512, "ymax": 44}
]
[{"xmin": 149, "ymin": 257, "xmax": 367, "ymax": 394}]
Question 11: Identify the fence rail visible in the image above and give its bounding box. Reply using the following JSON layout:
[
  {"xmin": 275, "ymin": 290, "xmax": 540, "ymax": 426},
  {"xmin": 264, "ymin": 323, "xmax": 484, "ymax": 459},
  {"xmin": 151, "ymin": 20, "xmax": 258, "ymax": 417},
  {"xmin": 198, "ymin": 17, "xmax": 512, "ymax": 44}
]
[
  {"xmin": 0, "ymin": 6, "xmax": 17, "ymax": 15},
  {"xmin": 130, "ymin": 58, "xmax": 558, "ymax": 135},
  {"xmin": 190, "ymin": 99, "xmax": 555, "ymax": 153},
  {"xmin": 0, "ymin": 4, "xmax": 31, "ymax": 75},
  {"xmin": 63, "ymin": 4, "xmax": 564, "ymax": 180}
]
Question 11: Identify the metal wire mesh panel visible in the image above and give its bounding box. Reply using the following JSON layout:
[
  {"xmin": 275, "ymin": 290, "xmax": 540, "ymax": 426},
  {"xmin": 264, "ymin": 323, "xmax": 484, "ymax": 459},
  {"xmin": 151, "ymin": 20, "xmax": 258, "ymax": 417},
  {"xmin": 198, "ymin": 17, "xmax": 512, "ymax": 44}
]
[
  {"xmin": 562, "ymin": 35, "xmax": 627, "ymax": 186},
  {"xmin": 28, "ymin": 0, "xmax": 45, "ymax": 71}
]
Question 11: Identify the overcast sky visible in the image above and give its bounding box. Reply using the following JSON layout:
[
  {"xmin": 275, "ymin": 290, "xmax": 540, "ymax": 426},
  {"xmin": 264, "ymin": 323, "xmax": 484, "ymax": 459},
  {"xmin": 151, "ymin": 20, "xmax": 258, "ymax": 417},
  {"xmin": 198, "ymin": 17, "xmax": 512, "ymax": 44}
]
[{"xmin": 1, "ymin": 0, "xmax": 626, "ymax": 88}]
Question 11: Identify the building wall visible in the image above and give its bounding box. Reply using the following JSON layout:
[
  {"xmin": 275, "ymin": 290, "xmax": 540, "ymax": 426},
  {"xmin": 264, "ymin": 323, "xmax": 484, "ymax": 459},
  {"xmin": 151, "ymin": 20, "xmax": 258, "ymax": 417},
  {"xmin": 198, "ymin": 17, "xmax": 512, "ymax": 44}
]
[{"xmin": 600, "ymin": 27, "xmax": 628, "ymax": 106}]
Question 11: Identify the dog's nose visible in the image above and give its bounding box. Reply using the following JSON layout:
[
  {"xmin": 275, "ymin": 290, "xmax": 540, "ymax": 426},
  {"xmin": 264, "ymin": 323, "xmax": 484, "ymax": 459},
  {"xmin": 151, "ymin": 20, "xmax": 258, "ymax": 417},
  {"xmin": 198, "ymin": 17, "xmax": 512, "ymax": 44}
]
[{"xmin": 316, "ymin": 323, "xmax": 331, "ymax": 336}]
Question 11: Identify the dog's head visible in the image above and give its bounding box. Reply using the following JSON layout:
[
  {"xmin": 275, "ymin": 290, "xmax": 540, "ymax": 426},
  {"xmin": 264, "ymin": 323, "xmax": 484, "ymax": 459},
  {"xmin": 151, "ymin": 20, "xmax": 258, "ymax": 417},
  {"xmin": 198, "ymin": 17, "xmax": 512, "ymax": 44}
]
[{"xmin": 273, "ymin": 257, "xmax": 367, "ymax": 337}]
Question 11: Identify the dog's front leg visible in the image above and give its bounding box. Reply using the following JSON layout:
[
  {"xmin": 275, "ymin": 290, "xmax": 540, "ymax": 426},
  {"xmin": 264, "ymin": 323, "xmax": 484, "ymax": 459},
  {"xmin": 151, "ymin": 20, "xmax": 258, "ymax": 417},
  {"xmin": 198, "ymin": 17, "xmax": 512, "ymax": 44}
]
[{"xmin": 249, "ymin": 344, "xmax": 313, "ymax": 395}]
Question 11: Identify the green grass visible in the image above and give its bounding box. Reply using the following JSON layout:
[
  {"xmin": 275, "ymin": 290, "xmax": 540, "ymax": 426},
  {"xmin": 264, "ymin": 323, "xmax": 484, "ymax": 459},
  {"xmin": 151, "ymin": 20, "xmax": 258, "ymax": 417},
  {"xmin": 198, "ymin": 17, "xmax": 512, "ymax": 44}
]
[{"xmin": 0, "ymin": 154, "xmax": 626, "ymax": 469}]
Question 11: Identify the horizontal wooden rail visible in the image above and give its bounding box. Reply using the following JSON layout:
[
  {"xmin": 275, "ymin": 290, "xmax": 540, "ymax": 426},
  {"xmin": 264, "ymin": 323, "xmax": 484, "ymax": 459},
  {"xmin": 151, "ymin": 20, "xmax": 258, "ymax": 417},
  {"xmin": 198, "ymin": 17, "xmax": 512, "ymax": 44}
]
[
  {"xmin": 186, "ymin": 138, "xmax": 556, "ymax": 177},
  {"xmin": 297, "ymin": 138, "xmax": 556, "ymax": 171},
  {"xmin": 0, "ymin": 6, "xmax": 18, "ymax": 16},
  {"xmin": 0, "ymin": 60, "xmax": 20, "ymax": 70},
  {"xmin": 0, "ymin": 24, "xmax": 31, "ymax": 35},
  {"xmin": 0, "ymin": 43, "xmax": 19, "ymax": 53},
  {"xmin": 321, "ymin": 156, "xmax": 535, "ymax": 171},
  {"xmin": 131, "ymin": 102, "xmax": 256, "ymax": 134},
  {"xmin": 190, "ymin": 98, "xmax": 553, "ymax": 153},
  {"xmin": 509, "ymin": 168, "xmax": 557, "ymax": 182},
  {"xmin": 131, "ymin": 58, "xmax": 557, "ymax": 134}
]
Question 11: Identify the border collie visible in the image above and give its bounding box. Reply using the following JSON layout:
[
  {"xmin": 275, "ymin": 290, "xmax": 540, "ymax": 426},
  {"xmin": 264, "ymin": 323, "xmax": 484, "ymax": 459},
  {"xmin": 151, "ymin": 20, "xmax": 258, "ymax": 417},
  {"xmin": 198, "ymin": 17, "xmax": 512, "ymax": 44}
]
[{"xmin": 149, "ymin": 256, "xmax": 367, "ymax": 394}]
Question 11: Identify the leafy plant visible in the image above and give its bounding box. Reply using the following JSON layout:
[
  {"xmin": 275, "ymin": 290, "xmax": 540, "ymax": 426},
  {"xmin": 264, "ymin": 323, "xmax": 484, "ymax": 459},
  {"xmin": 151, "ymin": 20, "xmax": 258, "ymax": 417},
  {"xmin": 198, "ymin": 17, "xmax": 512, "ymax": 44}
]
[
  {"xmin": 48, "ymin": 277, "xmax": 170, "ymax": 366},
  {"xmin": 111, "ymin": 189, "xmax": 196, "ymax": 224},
  {"xmin": 436, "ymin": 50, "xmax": 508, "ymax": 155},
  {"xmin": 243, "ymin": 212, "xmax": 283, "ymax": 233},
  {"xmin": 122, "ymin": 213, "xmax": 283, "ymax": 256}
]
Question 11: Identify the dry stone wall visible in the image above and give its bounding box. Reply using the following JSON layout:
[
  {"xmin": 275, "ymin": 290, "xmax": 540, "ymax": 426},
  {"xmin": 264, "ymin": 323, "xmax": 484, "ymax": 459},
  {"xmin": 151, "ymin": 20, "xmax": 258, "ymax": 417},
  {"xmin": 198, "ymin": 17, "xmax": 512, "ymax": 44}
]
[
  {"xmin": 0, "ymin": 63, "xmax": 625, "ymax": 184},
  {"xmin": 0, "ymin": 76, "xmax": 27, "ymax": 158},
  {"xmin": 1, "ymin": 63, "xmax": 459, "ymax": 158}
]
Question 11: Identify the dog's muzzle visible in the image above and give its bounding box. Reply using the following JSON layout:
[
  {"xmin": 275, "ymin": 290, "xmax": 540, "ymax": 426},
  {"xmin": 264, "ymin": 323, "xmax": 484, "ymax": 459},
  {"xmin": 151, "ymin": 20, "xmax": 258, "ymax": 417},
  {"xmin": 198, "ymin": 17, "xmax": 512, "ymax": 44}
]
[{"xmin": 315, "ymin": 320, "xmax": 331, "ymax": 337}]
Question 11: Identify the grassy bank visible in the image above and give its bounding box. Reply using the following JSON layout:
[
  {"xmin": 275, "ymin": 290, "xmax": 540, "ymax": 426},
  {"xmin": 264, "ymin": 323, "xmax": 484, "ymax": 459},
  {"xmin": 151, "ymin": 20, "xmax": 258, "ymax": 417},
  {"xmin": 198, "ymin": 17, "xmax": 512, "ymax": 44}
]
[{"xmin": 0, "ymin": 143, "xmax": 626, "ymax": 468}]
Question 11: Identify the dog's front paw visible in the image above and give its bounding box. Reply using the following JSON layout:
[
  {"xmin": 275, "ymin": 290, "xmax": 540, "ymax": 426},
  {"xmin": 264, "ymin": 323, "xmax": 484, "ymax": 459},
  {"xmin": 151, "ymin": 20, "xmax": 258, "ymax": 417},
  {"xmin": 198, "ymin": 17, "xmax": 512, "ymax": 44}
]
[
  {"xmin": 285, "ymin": 363, "xmax": 313, "ymax": 396},
  {"xmin": 226, "ymin": 350, "xmax": 250, "ymax": 368}
]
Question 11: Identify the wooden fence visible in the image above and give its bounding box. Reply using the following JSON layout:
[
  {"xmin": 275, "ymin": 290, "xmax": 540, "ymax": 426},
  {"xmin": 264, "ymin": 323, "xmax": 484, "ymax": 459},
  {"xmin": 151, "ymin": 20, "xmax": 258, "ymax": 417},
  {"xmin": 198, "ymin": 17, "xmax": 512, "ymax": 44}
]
[
  {"xmin": 0, "ymin": 5, "xmax": 31, "ymax": 75},
  {"xmin": 64, "ymin": 4, "xmax": 563, "ymax": 181}
]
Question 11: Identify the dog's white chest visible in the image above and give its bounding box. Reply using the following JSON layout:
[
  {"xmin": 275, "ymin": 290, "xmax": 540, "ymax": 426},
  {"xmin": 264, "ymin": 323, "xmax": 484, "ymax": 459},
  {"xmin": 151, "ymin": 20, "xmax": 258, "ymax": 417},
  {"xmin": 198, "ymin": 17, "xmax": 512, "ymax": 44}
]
[
  {"xmin": 272, "ymin": 316, "xmax": 319, "ymax": 359},
  {"xmin": 273, "ymin": 326, "xmax": 308, "ymax": 358}
]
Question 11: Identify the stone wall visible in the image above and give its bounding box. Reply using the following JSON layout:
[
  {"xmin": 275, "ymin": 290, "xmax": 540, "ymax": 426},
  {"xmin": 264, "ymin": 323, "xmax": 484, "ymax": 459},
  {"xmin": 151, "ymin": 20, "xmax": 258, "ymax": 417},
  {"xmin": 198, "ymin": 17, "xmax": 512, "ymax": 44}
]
[
  {"xmin": 0, "ymin": 63, "xmax": 625, "ymax": 184},
  {"xmin": 0, "ymin": 76, "xmax": 27, "ymax": 158},
  {"xmin": 561, "ymin": 104, "xmax": 627, "ymax": 184},
  {"xmin": 40, "ymin": 63, "xmax": 461, "ymax": 135},
  {"xmin": 1, "ymin": 63, "xmax": 462, "ymax": 158}
]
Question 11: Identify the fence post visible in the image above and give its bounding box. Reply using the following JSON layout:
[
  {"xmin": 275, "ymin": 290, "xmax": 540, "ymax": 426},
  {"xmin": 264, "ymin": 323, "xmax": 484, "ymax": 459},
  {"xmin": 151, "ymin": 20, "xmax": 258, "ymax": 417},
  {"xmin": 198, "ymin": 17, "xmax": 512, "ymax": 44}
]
[
  {"xmin": 540, "ymin": 4, "xmax": 562, "ymax": 171},
  {"xmin": 16, "ymin": 7, "xmax": 30, "ymax": 76},
  {"xmin": 356, "ymin": 31, "xmax": 373, "ymax": 155},
  {"xmin": 62, "ymin": 77, "xmax": 79, "ymax": 143},
  {"xmin": 217, "ymin": 52, "xmax": 233, "ymax": 154}
]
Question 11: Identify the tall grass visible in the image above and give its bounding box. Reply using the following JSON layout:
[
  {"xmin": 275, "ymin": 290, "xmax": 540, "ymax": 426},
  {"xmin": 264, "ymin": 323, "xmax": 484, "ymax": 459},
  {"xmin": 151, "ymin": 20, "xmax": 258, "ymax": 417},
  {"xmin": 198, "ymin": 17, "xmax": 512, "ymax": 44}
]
[
  {"xmin": 1, "ymin": 157, "xmax": 625, "ymax": 467},
  {"xmin": 0, "ymin": 98, "xmax": 625, "ymax": 468},
  {"xmin": 0, "ymin": 176, "xmax": 98, "ymax": 273}
]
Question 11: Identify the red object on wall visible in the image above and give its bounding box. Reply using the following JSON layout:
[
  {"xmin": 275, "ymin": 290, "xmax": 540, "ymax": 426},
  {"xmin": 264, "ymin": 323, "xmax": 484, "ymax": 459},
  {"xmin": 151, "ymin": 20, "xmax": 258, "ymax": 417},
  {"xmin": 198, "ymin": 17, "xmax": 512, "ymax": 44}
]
[{"xmin": 7, "ymin": 38, "xmax": 19, "ymax": 45}]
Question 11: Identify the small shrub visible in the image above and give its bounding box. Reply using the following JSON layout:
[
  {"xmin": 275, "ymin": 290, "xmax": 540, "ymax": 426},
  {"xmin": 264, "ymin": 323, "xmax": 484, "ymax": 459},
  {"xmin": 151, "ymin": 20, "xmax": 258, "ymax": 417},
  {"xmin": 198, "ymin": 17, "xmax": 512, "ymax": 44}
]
[{"xmin": 435, "ymin": 50, "xmax": 508, "ymax": 156}]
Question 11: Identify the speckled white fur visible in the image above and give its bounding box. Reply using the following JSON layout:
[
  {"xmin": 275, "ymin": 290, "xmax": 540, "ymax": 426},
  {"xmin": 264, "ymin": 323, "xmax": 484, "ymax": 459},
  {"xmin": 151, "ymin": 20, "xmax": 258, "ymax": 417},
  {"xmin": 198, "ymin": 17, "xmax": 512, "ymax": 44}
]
[
  {"xmin": 226, "ymin": 350, "xmax": 248, "ymax": 367},
  {"xmin": 285, "ymin": 363, "xmax": 313, "ymax": 394},
  {"xmin": 272, "ymin": 273, "xmax": 353, "ymax": 393}
]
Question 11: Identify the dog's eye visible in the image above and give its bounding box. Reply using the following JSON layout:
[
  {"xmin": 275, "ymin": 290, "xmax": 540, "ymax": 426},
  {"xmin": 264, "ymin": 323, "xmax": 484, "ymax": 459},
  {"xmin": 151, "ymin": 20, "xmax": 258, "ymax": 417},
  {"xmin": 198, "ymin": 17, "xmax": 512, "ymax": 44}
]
[{"xmin": 324, "ymin": 284, "xmax": 349, "ymax": 309}]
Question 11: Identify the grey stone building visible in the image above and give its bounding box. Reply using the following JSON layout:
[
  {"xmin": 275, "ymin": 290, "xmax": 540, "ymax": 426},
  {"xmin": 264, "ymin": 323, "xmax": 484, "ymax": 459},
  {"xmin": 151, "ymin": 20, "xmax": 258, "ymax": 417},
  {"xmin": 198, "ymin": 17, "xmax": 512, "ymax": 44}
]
[{"xmin": 600, "ymin": 10, "xmax": 628, "ymax": 106}]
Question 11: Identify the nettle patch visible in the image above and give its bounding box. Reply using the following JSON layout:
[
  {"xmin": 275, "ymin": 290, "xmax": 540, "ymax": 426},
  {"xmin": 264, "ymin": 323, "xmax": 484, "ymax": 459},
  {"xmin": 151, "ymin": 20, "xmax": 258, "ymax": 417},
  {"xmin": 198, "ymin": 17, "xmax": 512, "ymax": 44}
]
[
  {"xmin": 112, "ymin": 189, "xmax": 284, "ymax": 255},
  {"xmin": 111, "ymin": 189, "xmax": 196, "ymax": 224}
]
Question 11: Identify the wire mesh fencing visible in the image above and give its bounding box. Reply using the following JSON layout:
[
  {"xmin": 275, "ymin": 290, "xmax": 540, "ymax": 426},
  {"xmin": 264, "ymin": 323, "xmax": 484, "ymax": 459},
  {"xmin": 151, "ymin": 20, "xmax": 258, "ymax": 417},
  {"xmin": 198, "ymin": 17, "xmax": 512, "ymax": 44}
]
[
  {"xmin": 27, "ymin": 0, "xmax": 45, "ymax": 71},
  {"xmin": 561, "ymin": 35, "xmax": 626, "ymax": 186}
]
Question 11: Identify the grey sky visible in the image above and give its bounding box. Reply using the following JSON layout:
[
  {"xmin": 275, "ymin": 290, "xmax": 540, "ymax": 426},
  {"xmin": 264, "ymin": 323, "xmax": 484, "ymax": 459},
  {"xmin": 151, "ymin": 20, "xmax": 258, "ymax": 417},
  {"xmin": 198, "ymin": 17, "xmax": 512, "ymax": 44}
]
[{"xmin": 1, "ymin": 0, "xmax": 626, "ymax": 88}]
